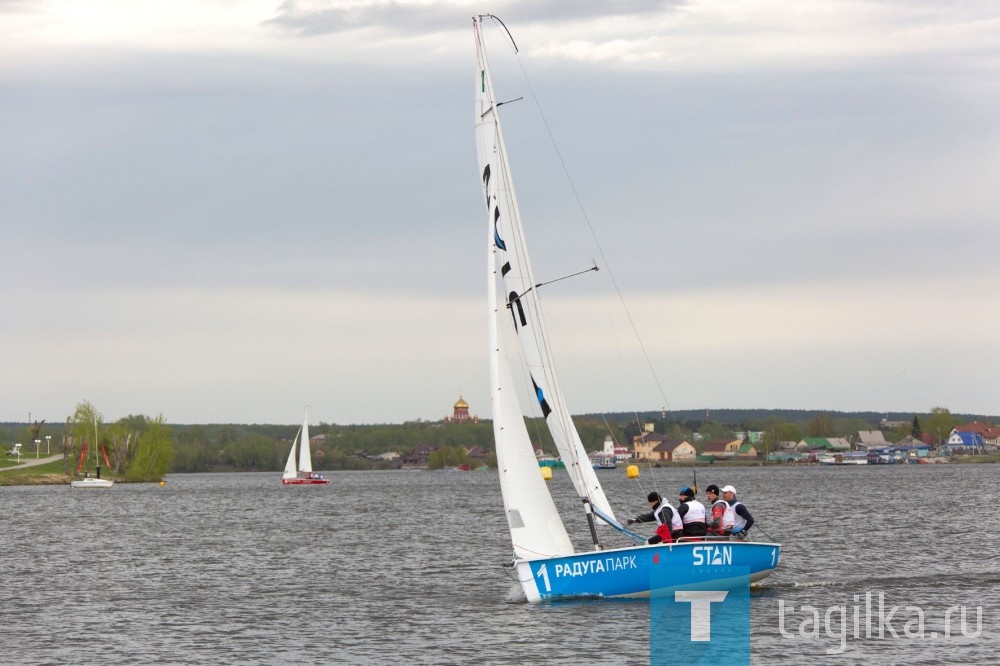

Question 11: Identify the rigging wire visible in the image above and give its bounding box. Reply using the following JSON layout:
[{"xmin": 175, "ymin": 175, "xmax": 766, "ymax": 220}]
[
  {"xmin": 491, "ymin": 19, "xmax": 676, "ymax": 501},
  {"xmin": 508, "ymin": 49, "xmax": 673, "ymax": 417},
  {"xmin": 483, "ymin": 14, "xmax": 669, "ymax": 526}
]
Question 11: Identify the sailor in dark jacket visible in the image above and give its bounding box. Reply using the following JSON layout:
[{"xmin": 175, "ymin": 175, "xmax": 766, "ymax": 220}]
[
  {"xmin": 676, "ymin": 487, "xmax": 708, "ymax": 538},
  {"xmin": 722, "ymin": 485, "xmax": 755, "ymax": 538},
  {"xmin": 626, "ymin": 491, "xmax": 682, "ymax": 544}
]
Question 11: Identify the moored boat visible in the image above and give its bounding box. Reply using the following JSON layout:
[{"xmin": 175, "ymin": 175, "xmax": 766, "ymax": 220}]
[{"xmin": 70, "ymin": 418, "xmax": 114, "ymax": 488}]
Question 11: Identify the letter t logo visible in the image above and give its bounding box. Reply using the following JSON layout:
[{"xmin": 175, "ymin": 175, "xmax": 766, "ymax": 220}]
[{"xmin": 675, "ymin": 591, "xmax": 729, "ymax": 641}]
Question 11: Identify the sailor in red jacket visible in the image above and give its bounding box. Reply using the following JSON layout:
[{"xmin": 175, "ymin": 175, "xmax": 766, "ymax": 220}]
[{"xmin": 705, "ymin": 484, "xmax": 735, "ymax": 538}]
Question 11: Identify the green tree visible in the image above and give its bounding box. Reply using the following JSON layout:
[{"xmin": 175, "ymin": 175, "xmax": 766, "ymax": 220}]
[
  {"xmin": 924, "ymin": 407, "xmax": 957, "ymax": 445},
  {"xmin": 667, "ymin": 423, "xmax": 690, "ymax": 441},
  {"xmin": 884, "ymin": 423, "xmax": 911, "ymax": 443},
  {"xmin": 911, "ymin": 416, "xmax": 923, "ymax": 439},
  {"xmin": 66, "ymin": 400, "xmax": 103, "ymax": 476},
  {"xmin": 761, "ymin": 421, "xmax": 802, "ymax": 457},
  {"xmin": 428, "ymin": 445, "xmax": 471, "ymax": 469},
  {"xmin": 699, "ymin": 422, "xmax": 734, "ymax": 441},
  {"xmin": 227, "ymin": 433, "xmax": 281, "ymax": 471},
  {"xmin": 805, "ymin": 413, "xmax": 836, "ymax": 437},
  {"xmin": 125, "ymin": 416, "xmax": 174, "ymax": 482}
]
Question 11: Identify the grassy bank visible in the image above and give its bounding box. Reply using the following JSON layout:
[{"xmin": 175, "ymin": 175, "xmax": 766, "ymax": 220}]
[
  {"xmin": 950, "ymin": 454, "xmax": 1000, "ymax": 464},
  {"xmin": 0, "ymin": 460, "xmax": 73, "ymax": 486}
]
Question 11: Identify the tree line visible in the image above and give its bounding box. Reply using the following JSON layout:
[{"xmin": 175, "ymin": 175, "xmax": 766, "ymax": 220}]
[{"xmin": 2, "ymin": 405, "xmax": 985, "ymax": 477}]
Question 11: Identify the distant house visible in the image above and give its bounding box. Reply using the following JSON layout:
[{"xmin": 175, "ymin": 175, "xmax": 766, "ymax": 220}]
[
  {"xmin": 855, "ymin": 431, "xmax": 888, "ymax": 451},
  {"xmin": 944, "ymin": 431, "xmax": 985, "ymax": 452},
  {"xmin": 799, "ymin": 437, "xmax": 849, "ymax": 452},
  {"xmin": 736, "ymin": 442, "xmax": 758, "ymax": 459},
  {"xmin": 376, "ymin": 451, "xmax": 400, "ymax": 461},
  {"xmin": 402, "ymin": 443, "xmax": 435, "ymax": 466},
  {"xmin": 650, "ymin": 439, "xmax": 697, "ymax": 463},
  {"xmin": 533, "ymin": 443, "xmax": 559, "ymax": 465},
  {"xmin": 889, "ymin": 436, "xmax": 932, "ymax": 459},
  {"xmin": 308, "ymin": 434, "xmax": 327, "ymax": 457},
  {"xmin": 701, "ymin": 439, "xmax": 743, "ymax": 458},
  {"xmin": 735, "ymin": 431, "xmax": 764, "ymax": 445},
  {"xmin": 599, "ymin": 435, "xmax": 631, "ymax": 463},
  {"xmin": 632, "ymin": 433, "xmax": 668, "ymax": 461},
  {"xmin": 464, "ymin": 445, "xmax": 488, "ymax": 463},
  {"xmin": 951, "ymin": 422, "xmax": 1000, "ymax": 445}
]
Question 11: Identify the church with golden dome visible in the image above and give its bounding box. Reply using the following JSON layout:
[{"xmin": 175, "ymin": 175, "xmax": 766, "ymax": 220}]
[{"xmin": 445, "ymin": 395, "xmax": 478, "ymax": 423}]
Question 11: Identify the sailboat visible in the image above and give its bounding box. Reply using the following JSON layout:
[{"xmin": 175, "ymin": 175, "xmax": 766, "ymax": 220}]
[
  {"xmin": 71, "ymin": 418, "xmax": 114, "ymax": 488},
  {"xmin": 282, "ymin": 408, "xmax": 329, "ymax": 485},
  {"xmin": 474, "ymin": 15, "xmax": 780, "ymax": 601}
]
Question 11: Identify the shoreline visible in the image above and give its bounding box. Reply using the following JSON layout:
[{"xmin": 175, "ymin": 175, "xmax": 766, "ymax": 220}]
[{"xmin": 3, "ymin": 455, "xmax": 999, "ymax": 487}]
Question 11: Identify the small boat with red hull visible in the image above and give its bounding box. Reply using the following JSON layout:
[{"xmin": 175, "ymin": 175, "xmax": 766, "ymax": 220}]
[
  {"xmin": 282, "ymin": 472, "xmax": 328, "ymax": 485},
  {"xmin": 282, "ymin": 408, "xmax": 329, "ymax": 486}
]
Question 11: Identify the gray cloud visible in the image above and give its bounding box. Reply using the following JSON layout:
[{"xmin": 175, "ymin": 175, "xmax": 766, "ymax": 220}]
[
  {"xmin": 3, "ymin": 1, "xmax": 998, "ymax": 423},
  {"xmin": 265, "ymin": 0, "xmax": 679, "ymax": 37},
  {"xmin": 0, "ymin": 0, "xmax": 39, "ymax": 13}
]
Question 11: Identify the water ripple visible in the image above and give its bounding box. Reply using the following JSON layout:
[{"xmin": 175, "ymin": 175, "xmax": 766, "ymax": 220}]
[{"xmin": 2, "ymin": 466, "xmax": 998, "ymax": 664}]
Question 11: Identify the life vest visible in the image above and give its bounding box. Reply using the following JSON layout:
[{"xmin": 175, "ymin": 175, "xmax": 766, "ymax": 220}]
[
  {"xmin": 681, "ymin": 499, "xmax": 706, "ymax": 524},
  {"xmin": 654, "ymin": 500, "xmax": 682, "ymax": 532},
  {"xmin": 710, "ymin": 499, "xmax": 735, "ymax": 532},
  {"xmin": 730, "ymin": 499, "xmax": 747, "ymax": 530},
  {"xmin": 652, "ymin": 501, "xmax": 680, "ymax": 543}
]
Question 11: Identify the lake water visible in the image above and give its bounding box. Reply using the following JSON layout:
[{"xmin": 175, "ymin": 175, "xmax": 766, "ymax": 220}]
[{"xmin": 2, "ymin": 464, "xmax": 997, "ymax": 664}]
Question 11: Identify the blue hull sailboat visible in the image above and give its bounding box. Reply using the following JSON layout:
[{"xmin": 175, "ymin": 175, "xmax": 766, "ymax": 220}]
[{"xmin": 473, "ymin": 15, "xmax": 780, "ymax": 602}]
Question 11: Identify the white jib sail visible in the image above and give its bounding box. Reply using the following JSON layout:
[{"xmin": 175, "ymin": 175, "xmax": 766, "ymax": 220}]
[
  {"xmin": 283, "ymin": 426, "xmax": 301, "ymax": 479},
  {"xmin": 298, "ymin": 408, "xmax": 313, "ymax": 473},
  {"xmin": 474, "ymin": 17, "xmax": 616, "ymax": 524},
  {"xmin": 491, "ymin": 209, "xmax": 575, "ymax": 559}
]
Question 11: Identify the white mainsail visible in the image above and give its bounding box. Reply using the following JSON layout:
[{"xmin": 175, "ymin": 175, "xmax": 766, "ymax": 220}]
[
  {"xmin": 474, "ymin": 16, "xmax": 617, "ymax": 525},
  {"xmin": 298, "ymin": 409, "xmax": 313, "ymax": 473}
]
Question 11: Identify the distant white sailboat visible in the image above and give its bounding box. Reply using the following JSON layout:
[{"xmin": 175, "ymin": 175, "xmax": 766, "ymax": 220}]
[
  {"xmin": 71, "ymin": 417, "xmax": 114, "ymax": 488},
  {"xmin": 282, "ymin": 408, "xmax": 328, "ymax": 485},
  {"xmin": 474, "ymin": 15, "xmax": 779, "ymax": 601}
]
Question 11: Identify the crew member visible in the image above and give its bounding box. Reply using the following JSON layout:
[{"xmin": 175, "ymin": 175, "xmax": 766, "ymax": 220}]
[
  {"xmin": 722, "ymin": 485, "xmax": 755, "ymax": 539},
  {"xmin": 676, "ymin": 487, "xmax": 707, "ymax": 538},
  {"xmin": 705, "ymin": 484, "xmax": 735, "ymax": 538},
  {"xmin": 626, "ymin": 491, "xmax": 682, "ymax": 544}
]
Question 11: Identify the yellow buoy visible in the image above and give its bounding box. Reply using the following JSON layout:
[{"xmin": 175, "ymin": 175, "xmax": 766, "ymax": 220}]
[
  {"xmin": 159, "ymin": 480, "xmax": 166, "ymax": 487},
  {"xmin": 541, "ymin": 466, "xmax": 553, "ymax": 481},
  {"xmin": 626, "ymin": 465, "xmax": 639, "ymax": 479}
]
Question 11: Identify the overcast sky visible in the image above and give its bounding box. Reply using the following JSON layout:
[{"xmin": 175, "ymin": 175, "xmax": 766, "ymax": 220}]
[{"xmin": 3, "ymin": 1, "xmax": 998, "ymax": 426}]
